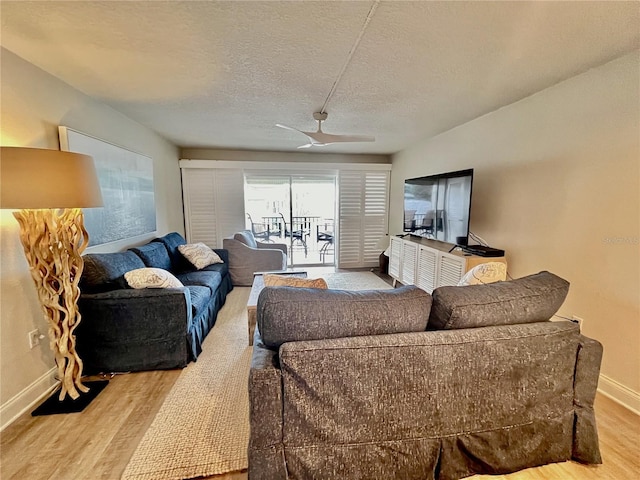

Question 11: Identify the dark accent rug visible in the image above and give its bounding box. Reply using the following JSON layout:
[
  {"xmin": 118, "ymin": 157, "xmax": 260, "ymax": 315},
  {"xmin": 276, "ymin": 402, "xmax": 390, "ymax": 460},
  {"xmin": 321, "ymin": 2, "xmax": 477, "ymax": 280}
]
[{"xmin": 31, "ymin": 380, "xmax": 109, "ymax": 416}]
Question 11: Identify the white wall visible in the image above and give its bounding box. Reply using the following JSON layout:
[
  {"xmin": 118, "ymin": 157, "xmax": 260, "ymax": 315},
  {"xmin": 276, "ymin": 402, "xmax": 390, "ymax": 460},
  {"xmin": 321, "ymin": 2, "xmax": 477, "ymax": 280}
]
[
  {"xmin": 0, "ymin": 48, "xmax": 184, "ymax": 425},
  {"xmin": 391, "ymin": 52, "xmax": 640, "ymax": 409}
]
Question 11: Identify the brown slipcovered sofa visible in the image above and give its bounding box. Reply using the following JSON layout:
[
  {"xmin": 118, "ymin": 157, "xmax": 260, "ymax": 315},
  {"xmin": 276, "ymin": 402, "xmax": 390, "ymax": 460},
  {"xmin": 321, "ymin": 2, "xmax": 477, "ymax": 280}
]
[{"xmin": 248, "ymin": 272, "xmax": 603, "ymax": 480}]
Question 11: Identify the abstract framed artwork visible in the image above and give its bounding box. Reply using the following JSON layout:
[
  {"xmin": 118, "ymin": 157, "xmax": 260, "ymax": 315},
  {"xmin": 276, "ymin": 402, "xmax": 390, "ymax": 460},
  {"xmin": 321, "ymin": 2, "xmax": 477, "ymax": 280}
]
[{"xmin": 59, "ymin": 126, "xmax": 156, "ymax": 246}]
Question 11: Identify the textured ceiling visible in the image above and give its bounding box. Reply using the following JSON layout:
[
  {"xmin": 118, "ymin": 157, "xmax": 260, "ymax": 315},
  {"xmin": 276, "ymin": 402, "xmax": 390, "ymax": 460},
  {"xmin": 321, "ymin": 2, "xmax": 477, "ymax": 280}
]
[{"xmin": 1, "ymin": 1, "xmax": 638, "ymax": 154}]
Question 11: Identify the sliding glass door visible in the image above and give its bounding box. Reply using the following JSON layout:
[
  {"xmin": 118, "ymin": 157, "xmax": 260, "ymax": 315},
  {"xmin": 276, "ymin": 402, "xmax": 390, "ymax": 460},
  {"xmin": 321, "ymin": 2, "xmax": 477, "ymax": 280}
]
[{"xmin": 244, "ymin": 174, "xmax": 336, "ymax": 267}]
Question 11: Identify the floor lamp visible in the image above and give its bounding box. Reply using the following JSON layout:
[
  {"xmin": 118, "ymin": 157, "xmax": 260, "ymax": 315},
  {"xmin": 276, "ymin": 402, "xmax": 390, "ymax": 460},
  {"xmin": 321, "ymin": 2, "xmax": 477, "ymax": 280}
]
[{"xmin": 1, "ymin": 146, "xmax": 107, "ymax": 413}]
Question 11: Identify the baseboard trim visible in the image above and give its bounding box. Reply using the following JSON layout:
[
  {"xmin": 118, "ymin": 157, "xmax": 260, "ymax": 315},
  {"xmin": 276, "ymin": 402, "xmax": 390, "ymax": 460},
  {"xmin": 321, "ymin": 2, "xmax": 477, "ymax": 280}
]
[
  {"xmin": 598, "ymin": 374, "xmax": 640, "ymax": 416},
  {"xmin": 0, "ymin": 368, "xmax": 59, "ymax": 431}
]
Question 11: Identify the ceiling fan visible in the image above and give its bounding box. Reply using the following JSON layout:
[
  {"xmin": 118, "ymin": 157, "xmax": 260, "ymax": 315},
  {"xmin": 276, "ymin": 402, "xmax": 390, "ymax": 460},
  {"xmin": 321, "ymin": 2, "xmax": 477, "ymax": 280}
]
[{"xmin": 276, "ymin": 112, "xmax": 375, "ymax": 149}]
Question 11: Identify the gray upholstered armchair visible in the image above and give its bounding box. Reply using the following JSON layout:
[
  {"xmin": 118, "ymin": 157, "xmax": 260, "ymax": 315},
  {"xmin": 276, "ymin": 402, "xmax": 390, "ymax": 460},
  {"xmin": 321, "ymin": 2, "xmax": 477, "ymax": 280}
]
[{"xmin": 223, "ymin": 230, "xmax": 287, "ymax": 286}]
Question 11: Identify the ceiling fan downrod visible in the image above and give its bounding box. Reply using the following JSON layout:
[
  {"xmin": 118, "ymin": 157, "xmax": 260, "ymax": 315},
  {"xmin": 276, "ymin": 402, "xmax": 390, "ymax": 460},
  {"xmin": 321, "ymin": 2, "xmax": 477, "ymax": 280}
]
[{"xmin": 313, "ymin": 112, "xmax": 328, "ymax": 132}]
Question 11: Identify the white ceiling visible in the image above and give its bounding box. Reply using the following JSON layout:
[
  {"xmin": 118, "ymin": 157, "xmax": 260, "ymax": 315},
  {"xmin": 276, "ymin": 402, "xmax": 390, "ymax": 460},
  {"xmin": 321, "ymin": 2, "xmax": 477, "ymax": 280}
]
[{"xmin": 1, "ymin": 1, "xmax": 638, "ymax": 155}]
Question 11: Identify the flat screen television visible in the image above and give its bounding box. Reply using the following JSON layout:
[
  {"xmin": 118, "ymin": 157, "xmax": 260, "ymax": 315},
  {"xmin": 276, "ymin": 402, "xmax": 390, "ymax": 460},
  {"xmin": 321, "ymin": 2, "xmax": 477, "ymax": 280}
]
[{"xmin": 403, "ymin": 168, "xmax": 474, "ymax": 245}]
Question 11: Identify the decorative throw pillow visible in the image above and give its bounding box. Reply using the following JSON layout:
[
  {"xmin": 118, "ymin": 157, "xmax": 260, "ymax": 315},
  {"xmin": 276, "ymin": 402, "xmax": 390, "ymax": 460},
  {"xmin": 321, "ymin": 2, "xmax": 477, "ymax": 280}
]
[
  {"xmin": 178, "ymin": 243, "xmax": 224, "ymax": 270},
  {"xmin": 263, "ymin": 274, "xmax": 328, "ymax": 289},
  {"xmin": 124, "ymin": 268, "xmax": 184, "ymax": 289},
  {"xmin": 457, "ymin": 262, "xmax": 507, "ymax": 286}
]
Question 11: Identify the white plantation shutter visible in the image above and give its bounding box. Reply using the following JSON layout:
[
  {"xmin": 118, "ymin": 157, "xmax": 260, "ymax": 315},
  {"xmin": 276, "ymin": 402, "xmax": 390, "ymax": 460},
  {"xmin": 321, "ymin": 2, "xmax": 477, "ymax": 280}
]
[
  {"xmin": 363, "ymin": 171, "xmax": 389, "ymax": 264},
  {"xmin": 337, "ymin": 171, "xmax": 362, "ymax": 266},
  {"xmin": 337, "ymin": 170, "xmax": 390, "ymax": 268},
  {"xmin": 181, "ymin": 168, "xmax": 245, "ymax": 248},
  {"xmin": 213, "ymin": 169, "xmax": 246, "ymax": 245},
  {"xmin": 182, "ymin": 169, "xmax": 216, "ymax": 246}
]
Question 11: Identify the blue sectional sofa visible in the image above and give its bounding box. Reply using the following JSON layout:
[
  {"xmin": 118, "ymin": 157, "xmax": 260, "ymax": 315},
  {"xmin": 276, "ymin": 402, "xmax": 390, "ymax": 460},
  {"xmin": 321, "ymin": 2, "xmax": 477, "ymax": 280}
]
[{"xmin": 76, "ymin": 232, "xmax": 233, "ymax": 373}]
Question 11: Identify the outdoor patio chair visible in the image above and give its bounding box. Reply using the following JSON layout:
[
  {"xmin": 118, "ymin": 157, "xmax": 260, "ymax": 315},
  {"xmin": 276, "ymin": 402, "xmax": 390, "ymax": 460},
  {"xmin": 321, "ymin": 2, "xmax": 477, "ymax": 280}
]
[
  {"xmin": 247, "ymin": 213, "xmax": 273, "ymax": 242},
  {"xmin": 279, "ymin": 213, "xmax": 308, "ymax": 256},
  {"xmin": 317, "ymin": 224, "xmax": 334, "ymax": 263}
]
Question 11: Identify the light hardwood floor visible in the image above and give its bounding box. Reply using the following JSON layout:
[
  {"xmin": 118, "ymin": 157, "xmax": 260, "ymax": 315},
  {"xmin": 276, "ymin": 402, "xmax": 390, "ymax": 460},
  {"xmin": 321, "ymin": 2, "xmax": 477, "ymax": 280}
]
[{"xmin": 1, "ymin": 367, "xmax": 638, "ymax": 480}]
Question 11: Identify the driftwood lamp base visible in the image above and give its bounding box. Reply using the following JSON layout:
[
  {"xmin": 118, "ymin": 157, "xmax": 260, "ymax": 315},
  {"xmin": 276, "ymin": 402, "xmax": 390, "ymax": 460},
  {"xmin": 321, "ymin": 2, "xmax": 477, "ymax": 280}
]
[
  {"xmin": 31, "ymin": 380, "xmax": 109, "ymax": 416},
  {"xmin": 14, "ymin": 208, "xmax": 92, "ymax": 401}
]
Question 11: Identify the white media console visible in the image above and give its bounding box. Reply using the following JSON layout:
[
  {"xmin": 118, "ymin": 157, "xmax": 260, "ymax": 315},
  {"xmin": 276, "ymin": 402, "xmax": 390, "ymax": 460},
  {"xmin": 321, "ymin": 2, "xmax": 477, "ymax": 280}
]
[{"xmin": 389, "ymin": 236, "xmax": 507, "ymax": 293}]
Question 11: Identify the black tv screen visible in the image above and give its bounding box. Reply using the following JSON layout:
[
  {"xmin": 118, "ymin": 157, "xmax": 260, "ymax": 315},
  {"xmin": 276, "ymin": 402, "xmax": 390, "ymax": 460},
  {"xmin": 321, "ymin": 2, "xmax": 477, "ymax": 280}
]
[{"xmin": 403, "ymin": 169, "xmax": 474, "ymax": 244}]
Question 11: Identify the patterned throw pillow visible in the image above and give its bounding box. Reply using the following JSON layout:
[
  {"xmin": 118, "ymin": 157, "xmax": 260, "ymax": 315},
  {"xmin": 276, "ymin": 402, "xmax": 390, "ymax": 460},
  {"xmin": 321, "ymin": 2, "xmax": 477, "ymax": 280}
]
[
  {"xmin": 457, "ymin": 262, "xmax": 507, "ymax": 286},
  {"xmin": 263, "ymin": 274, "xmax": 328, "ymax": 289},
  {"xmin": 124, "ymin": 268, "xmax": 184, "ymax": 289},
  {"xmin": 178, "ymin": 243, "xmax": 224, "ymax": 270}
]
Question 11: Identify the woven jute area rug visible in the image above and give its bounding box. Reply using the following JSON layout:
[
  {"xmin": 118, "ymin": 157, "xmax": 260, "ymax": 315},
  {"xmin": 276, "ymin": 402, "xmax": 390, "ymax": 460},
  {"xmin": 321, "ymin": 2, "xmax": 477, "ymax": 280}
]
[
  {"xmin": 321, "ymin": 271, "xmax": 392, "ymax": 291},
  {"xmin": 122, "ymin": 271, "xmax": 391, "ymax": 480}
]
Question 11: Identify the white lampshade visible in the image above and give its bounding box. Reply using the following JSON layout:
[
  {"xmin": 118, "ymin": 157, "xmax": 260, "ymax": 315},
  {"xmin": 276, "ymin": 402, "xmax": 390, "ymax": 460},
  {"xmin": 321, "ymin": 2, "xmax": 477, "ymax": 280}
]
[{"xmin": 1, "ymin": 147, "xmax": 103, "ymax": 209}]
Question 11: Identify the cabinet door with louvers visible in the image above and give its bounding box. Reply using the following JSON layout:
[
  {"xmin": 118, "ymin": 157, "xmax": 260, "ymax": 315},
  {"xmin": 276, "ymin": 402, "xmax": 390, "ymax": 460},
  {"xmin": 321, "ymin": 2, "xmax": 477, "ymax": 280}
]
[
  {"xmin": 181, "ymin": 168, "xmax": 245, "ymax": 248},
  {"xmin": 416, "ymin": 245, "xmax": 438, "ymax": 293},
  {"xmin": 437, "ymin": 253, "xmax": 466, "ymax": 287},
  {"xmin": 388, "ymin": 236, "xmax": 403, "ymax": 279},
  {"xmin": 337, "ymin": 170, "xmax": 389, "ymax": 269},
  {"xmin": 401, "ymin": 241, "xmax": 418, "ymax": 285}
]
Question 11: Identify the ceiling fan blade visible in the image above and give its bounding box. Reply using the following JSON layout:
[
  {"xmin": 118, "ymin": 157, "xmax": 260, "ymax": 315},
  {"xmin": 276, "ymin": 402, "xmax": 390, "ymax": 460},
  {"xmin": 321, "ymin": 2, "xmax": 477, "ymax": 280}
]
[
  {"xmin": 277, "ymin": 124, "xmax": 323, "ymax": 146},
  {"xmin": 276, "ymin": 123, "xmax": 304, "ymax": 134},
  {"xmin": 329, "ymin": 134, "xmax": 375, "ymax": 143},
  {"xmin": 306, "ymin": 132, "xmax": 375, "ymax": 144},
  {"xmin": 277, "ymin": 117, "xmax": 375, "ymax": 145}
]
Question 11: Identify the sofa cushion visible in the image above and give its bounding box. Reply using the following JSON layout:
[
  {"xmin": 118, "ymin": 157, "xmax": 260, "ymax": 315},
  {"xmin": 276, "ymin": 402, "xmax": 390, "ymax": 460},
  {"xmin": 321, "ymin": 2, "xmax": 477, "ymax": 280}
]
[
  {"xmin": 186, "ymin": 285, "xmax": 212, "ymax": 318},
  {"xmin": 257, "ymin": 285, "xmax": 432, "ymax": 349},
  {"xmin": 130, "ymin": 242, "xmax": 172, "ymax": 271},
  {"xmin": 176, "ymin": 270, "xmax": 222, "ymax": 295},
  {"xmin": 428, "ymin": 271, "xmax": 570, "ymax": 330},
  {"xmin": 234, "ymin": 230, "xmax": 257, "ymax": 248},
  {"xmin": 81, "ymin": 251, "xmax": 145, "ymax": 293},
  {"xmin": 152, "ymin": 232, "xmax": 191, "ymax": 272},
  {"xmin": 124, "ymin": 267, "xmax": 184, "ymax": 289},
  {"xmin": 200, "ymin": 258, "xmax": 229, "ymax": 276},
  {"xmin": 179, "ymin": 242, "xmax": 224, "ymax": 269},
  {"xmin": 263, "ymin": 274, "xmax": 328, "ymax": 289}
]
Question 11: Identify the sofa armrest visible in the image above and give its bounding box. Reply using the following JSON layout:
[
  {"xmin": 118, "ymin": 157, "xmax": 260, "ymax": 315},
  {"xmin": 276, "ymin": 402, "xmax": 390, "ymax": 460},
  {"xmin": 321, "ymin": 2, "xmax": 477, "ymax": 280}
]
[
  {"xmin": 248, "ymin": 245, "xmax": 287, "ymax": 268},
  {"xmin": 249, "ymin": 342, "xmax": 283, "ymax": 448},
  {"xmin": 572, "ymin": 335, "xmax": 603, "ymax": 464},
  {"xmin": 213, "ymin": 248, "xmax": 229, "ymax": 264},
  {"xmin": 257, "ymin": 241, "xmax": 287, "ymax": 257},
  {"xmin": 223, "ymin": 238, "xmax": 287, "ymax": 285},
  {"xmin": 76, "ymin": 288, "xmax": 192, "ymax": 372},
  {"xmin": 248, "ymin": 341, "xmax": 287, "ymax": 480}
]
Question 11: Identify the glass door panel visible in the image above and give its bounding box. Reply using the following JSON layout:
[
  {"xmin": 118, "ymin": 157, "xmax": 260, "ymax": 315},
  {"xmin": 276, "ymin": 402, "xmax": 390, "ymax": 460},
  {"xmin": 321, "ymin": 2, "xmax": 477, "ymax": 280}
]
[
  {"xmin": 244, "ymin": 174, "xmax": 336, "ymax": 267},
  {"xmin": 290, "ymin": 176, "xmax": 335, "ymax": 266},
  {"xmin": 244, "ymin": 175, "xmax": 289, "ymax": 246}
]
